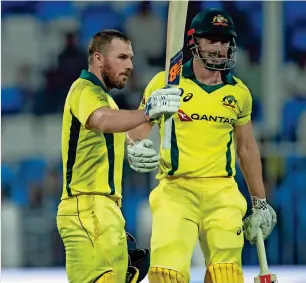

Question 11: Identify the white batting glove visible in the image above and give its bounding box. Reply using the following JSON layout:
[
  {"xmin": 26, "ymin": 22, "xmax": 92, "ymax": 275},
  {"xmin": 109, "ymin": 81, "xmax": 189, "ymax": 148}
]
[
  {"xmin": 144, "ymin": 88, "xmax": 181, "ymax": 122},
  {"xmin": 127, "ymin": 139, "xmax": 160, "ymax": 173},
  {"xmin": 243, "ymin": 196, "xmax": 277, "ymax": 245}
]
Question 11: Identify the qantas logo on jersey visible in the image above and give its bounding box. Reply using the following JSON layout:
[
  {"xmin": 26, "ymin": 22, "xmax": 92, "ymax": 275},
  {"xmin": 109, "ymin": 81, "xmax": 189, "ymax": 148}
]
[
  {"xmin": 177, "ymin": 109, "xmax": 192, "ymax": 121},
  {"xmin": 177, "ymin": 109, "xmax": 234, "ymax": 124},
  {"xmin": 191, "ymin": 113, "xmax": 234, "ymax": 124}
]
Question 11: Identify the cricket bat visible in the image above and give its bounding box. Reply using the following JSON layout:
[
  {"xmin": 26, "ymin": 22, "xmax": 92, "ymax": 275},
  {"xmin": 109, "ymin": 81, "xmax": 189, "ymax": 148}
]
[
  {"xmin": 162, "ymin": 0, "xmax": 189, "ymax": 149},
  {"xmin": 254, "ymin": 229, "xmax": 278, "ymax": 283}
]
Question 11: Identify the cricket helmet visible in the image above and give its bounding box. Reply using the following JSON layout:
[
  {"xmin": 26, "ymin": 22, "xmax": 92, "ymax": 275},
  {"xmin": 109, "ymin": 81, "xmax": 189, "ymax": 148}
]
[
  {"xmin": 126, "ymin": 232, "xmax": 150, "ymax": 283},
  {"xmin": 187, "ymin": 9, "xmax": 237, "ymax": 71}
]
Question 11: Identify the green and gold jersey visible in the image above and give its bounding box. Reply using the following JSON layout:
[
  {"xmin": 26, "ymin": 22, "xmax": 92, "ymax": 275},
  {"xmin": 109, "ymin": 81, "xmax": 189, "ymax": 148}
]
[
  {"xmin": 61, "ymin": 70, "xmax": 125, "ymax": 201},
  {"xmin": 139, "ymin": 60, "xmax": 252, "ymax": 179}
]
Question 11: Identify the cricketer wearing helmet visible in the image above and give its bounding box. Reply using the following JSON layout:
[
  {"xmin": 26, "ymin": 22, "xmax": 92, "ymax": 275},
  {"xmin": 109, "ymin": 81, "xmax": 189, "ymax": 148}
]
[{"xmin": 127, "ymin": 9, "xmax": 277, "ymax": 283}]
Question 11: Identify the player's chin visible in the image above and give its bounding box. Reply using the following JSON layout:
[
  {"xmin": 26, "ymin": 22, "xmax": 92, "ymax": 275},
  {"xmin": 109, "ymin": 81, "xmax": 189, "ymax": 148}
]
[{"xmin": 115, "ymin": 79, "xmax": 128, "ymax": 89}]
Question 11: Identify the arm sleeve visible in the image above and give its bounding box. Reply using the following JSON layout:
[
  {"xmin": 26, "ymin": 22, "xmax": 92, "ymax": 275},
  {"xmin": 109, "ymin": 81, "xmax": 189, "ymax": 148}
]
[
  {"xmin": 70, "ymin": 85, "xmax": 110, "ymax": 126},
  {"xmin": 235, "ymin": 89, "xmax": 253, "ymax": 126},
  {"xmin": 138, "ymin": 72, "xmax": 165, "ymax": 124}
]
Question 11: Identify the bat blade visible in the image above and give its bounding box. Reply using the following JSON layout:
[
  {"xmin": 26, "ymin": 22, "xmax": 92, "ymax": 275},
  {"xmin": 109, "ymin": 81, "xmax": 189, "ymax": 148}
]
[
  {"xmin": 254, "ymin": 273, "xmax": 278, "ymax": 283},
  {"xmin": 165, "ymin": 0, "xmax": 188, "ymax": 86},
  {"xmin": 163, "ymin": 0, "xmax": 188, "ymax": 149}
]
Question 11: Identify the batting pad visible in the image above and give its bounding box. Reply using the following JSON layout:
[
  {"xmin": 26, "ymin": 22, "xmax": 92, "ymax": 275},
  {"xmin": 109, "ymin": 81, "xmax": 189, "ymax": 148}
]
[
  {"xmin": 95, "ymin": 271, "xmax": 116, "ymax": 283},
  {"xmin": 148, "ymin": 267, "xmax": 186, "ymax": 283},
  {"xmin": 208, "ymin": 263, "xmax": 244, "ymax": 283}
]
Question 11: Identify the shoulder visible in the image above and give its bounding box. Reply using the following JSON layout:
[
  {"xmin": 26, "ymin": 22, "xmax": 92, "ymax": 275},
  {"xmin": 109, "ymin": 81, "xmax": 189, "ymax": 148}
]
[
  {"xmin": 231, "ymin": 76, "xmax": 252, "ymax": 102},
  {"xmin": 76, "ymin": 78, "xmax": 108, "ymax": 97},
  {"xmin": 144, "ymin": 71, "xmax": 166, "ymax": 94},
  {"xmin": 148, "ymin": 71, "xmax": 165, "ymax": 85},
  {"xmin": 232, "ymin": 76, "xmax": 251, "ymax": 94}
]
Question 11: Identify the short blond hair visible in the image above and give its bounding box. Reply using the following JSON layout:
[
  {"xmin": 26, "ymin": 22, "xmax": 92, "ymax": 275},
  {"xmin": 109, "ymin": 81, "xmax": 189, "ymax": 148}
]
[{"xmin": 88, "ymin": 29, "xmax": 130, "ymax": 64}]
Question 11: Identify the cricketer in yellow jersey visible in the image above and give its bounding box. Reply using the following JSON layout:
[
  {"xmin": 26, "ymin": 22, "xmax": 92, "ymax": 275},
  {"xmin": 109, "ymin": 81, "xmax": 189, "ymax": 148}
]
[
  {"xmin": 56, "ymin": 29, "xmax": 181, "ymax": 283},
  {"xmin": 127, "ymin": 9, "xmax": 277, "ymax": 283}
]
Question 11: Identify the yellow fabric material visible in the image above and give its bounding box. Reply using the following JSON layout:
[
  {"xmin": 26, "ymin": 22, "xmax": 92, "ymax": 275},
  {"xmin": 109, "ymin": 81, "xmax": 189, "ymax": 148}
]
[
  {"xmin": 208, "ymin": 263, "xmax": 244, "ymax": 283},
  {"xmin": 139, "ymin": 71, "xmax": 252, "ymax": 179},
  {"xmin": 95, "ymin": 271, "xmax": 117, "ymax": 283},
  {"xmin": 61, "ymin": 76, "xmax": 125, "ymax": 201},
  {"xmin": 57, "ymin": 195, "xmax": 128, "ymax": 283},
  {"xmin": 149, "ymin": 177, "xmax": 247, "ymax": 281},
  {"xmin": 148, "ymin": 267, "xmax": 186, "ymax": 283}
]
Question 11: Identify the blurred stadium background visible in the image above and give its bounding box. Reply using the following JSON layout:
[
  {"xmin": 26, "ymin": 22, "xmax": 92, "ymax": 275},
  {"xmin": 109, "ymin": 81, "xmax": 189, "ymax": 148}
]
[{"xmin": 1, "ymin": 1, "xmax": 306, "ymax": 282}]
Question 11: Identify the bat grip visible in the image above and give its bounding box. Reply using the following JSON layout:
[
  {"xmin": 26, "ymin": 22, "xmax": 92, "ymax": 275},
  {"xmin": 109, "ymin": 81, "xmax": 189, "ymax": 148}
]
[{"xmin": 256, "ymin": 229, "xmax": 269, "ymax": 275}]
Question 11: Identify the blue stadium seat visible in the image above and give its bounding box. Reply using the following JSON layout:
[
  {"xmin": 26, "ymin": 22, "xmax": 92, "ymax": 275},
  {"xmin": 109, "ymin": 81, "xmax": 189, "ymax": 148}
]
[
  {"xmin": 18, "ymin": 157, "xmax": 47, "ymax": 185},
  {"xmin": 250, "ymin": 9, "xmax": 263, "ymax": 37},
  {"xmin": 11, "ymin": 182, "xmax": 28, "ymax": 206},
  {"xmin": 235, "ymin": 1, "xmax": 261, "ymax": 12},
  {"xmin": 280, "ymin": 98, "xmax": 306, "ymax": 141},
  {"xmin": 110, "ymin": 2, "xmax": 140, "ymax": 20},
  {"xmin": 150, "ymin": 1, "xmax": 169, "ymax": 21},
  {"xmin": 283, "ymin": 1, "xmax": 306, "ymax": 27},
  {"xmin": 36, "ymin": 1, "xmax": 76, "ymax": 21},
  {"xmin": 1, "ymin": 163, "xmax": 15, "ymax": 199},
  {"xmin": 285, "ymin": 155, "xmax": 306, "ymax": 174},
  {"xmin": 1, "ymin": 1, "xmax": 36, "ymax": 18},
  {"xmin": 1, "ymin": 87, "xmax": 23, "ymax": 113},
  {"xmin": 292, "ymin": 27, "xmax": 306, "ymax": 50},
  {"xmin": 1, "ymin": 163, "xmax": 15, "ymax": 188},
  {"xmin": 1, "ymin": 163, "xmax": 28, "ymax": 206},
  {"xmin": 200, "ymin": 1, "xmax": 223, "ymax": 11},
  {"xmin": 80, "ymin": 5, "xmax": 123, "ymax": 48},
  {"xmin": 271, "ymin": 171, "xmax": 306, "ymax": 264}
]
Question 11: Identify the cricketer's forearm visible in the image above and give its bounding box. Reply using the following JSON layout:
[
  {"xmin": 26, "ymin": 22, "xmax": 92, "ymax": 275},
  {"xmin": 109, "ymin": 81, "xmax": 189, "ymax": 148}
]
[
  {"xmin": 237, "ymin": 138, "xmax": 266, "ymax": 199},
  {"xmin": 126, "ymin": 122, "xmax": 154, "ymax": 144}
]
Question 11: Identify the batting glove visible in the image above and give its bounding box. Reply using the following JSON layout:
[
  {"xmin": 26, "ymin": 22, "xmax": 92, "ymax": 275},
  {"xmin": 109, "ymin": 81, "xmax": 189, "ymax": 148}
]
[
  {"xmin": 127, "ymin": 139, "xmax": 160, "ymax": 173},
  {"xmin": 243, "ymin": 196, "xmax": 277, "ymax": 245},
  {"xmin": 144, "ymin": 88, "xmax": 181, "ymax": 122}
]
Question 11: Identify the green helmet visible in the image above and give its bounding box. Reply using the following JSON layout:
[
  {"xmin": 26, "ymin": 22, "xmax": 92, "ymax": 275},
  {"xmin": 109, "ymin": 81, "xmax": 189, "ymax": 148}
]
[
  {"xmin": 191, "ymin": 9, "xmax": 237, "ymax": 39},
  {"xmin": 187, "ymin": 9, "xmax": 237, "ymax": 71}
]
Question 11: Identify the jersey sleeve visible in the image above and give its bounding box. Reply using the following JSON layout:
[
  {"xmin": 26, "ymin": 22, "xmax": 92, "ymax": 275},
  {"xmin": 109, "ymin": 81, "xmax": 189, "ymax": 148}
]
[
  {"xmin": 235, "ymin": 88, "xmax": 253, "ymax": 126},
  {"xmin": 70, "ymin": 84, "xmax": 109, "ymax": 126}
]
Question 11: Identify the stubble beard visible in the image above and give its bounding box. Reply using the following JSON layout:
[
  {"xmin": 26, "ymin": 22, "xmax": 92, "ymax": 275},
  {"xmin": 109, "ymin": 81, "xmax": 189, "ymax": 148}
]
[{"xmin": 101, "ymin": 59, "xmax": 127, "ymax": 90}]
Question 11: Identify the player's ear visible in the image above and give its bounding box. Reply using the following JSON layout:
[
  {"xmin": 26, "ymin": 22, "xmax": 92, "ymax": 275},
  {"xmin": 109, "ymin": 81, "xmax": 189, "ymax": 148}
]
[{"xmin": 93, "ymin": 52, "xmax": 104, "ymax": 68}]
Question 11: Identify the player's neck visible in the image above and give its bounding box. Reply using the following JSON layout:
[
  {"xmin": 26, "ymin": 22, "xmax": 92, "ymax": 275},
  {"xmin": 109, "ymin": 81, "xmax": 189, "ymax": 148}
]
[
  {"xmin": 193, "ymin": 59, "xmax": 223, "ymax": 85},
  {"xmin": 88, "ymin": 66, "xmax": 111, "ymax": 91}
]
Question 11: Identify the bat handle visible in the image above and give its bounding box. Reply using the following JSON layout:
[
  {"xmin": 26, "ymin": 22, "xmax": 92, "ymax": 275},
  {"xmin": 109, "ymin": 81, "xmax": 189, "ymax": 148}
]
[
  {"xmin": 162, "ymin": 116, "xmax": 172, "ymax": 149},
  {"xmin": 256, "ymin": 229, "xmax": 269, "ymax": 275}
]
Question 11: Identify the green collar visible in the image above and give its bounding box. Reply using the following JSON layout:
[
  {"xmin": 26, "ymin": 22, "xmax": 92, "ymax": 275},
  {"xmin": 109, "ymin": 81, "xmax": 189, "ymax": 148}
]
[
  {"xmin": 182, "ymin": 59, "xmax": 237, "ymax": 85},
  {"xmin": 79, "ymin": 69, "xmax": 108, "ymax": 93}
]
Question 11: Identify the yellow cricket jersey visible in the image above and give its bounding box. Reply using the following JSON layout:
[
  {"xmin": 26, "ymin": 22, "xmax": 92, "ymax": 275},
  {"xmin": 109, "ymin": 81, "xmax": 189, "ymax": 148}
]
[
  {"xmin": 61, "ymin": 70, "xmax": 125, "ymax": 200},
  {"xmin": 139, "ymin": 59, "xmax": 252, "ymax": 179}
]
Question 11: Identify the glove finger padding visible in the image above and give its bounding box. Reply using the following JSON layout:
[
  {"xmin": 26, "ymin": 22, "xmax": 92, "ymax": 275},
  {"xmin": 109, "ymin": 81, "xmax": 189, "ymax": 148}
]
[
  {"xmin": 243, "ymin": 197, "xmax": 277, "ymax": 245},
  {"xmin": 127, "ymin": 146, "xmax": 158, "ymax": 158},
  {"xmin": 129, "ymin": 155, "xmax": 160, "ymax": 163},
  {"xmin": 131, "ymin": 162, "xmax": 159, "ymax": 169},
  {"xmin": 127, "ymin": 139, "xmax": 160, "ymax": 173},
  {"xmin": 141, "ymin": 139, "xmax": 154, "ymax": 148},
  {"xmin": 129, "ymin": 164, "xmax": 158, "ymax": 173},
  {"xmin": 144, "ymin": 88, "xmax": 181, "ymax": 121}
]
